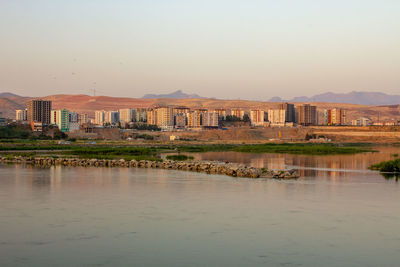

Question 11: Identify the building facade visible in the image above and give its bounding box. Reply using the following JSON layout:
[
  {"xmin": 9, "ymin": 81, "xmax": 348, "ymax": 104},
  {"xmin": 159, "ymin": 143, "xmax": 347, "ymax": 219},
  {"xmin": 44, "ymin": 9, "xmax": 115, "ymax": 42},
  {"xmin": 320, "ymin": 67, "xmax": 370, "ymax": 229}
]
[
  {"xmin": 16, "ymin": 109, "xmax": 27, "ymax": 121},
  {"xmin": 250, "ymin": 110, "xmax": 265, "ymax": 126},
  {"xmin": 298, "ymin": 104, "xmax": 318, "ymax": 126},
  {"xmin": 135, "ymin": 108, "xmax": 147, "ymax": 122},
  {"xmin": 278, "ymin": 103, "xmax": 296, "ymax": 123},
  {"xmin": 156, "ymin": 107, "xmax": 174, "ymax": 129},
  {"xmin": 104, "ymin": 111, "xmax": 120, "ymax": 124},
  {"xmin": 119, "ymin": 108, "xmax": 135, "ymax": 124},
  {"xmin": 323, "ymin": 109, "xmax": 346, "ymax": 125},
  {"xmin": 230, "ymin": 109, "xmax": 245, "ymax": 120},
  {"xmin": 268, "ymin": 109, "xmax": 286, "ymax": 125},
  {"xmin": 51, "ymin": 109, "xmax": 70, "ymax": 132},
  {"xmin": 27, "ymin": 99, "xmax": 52, "ymax": 124},
  {"xmin": 94, "ymin": 110, "xmax": 105, "ymax": 125},
  {"xmin": 202, "ymin": 112, "xmax": 219, "ymax": 127}
]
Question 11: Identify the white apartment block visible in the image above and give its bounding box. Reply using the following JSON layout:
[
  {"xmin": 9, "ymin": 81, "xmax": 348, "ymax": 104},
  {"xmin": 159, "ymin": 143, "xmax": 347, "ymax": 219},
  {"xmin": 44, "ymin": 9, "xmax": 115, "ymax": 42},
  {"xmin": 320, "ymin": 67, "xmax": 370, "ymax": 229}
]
[
  {"xmin": 231, "ymin": 109, "xmax": 245, "ymax": 120},
  {"xmin": 202, "ymin": 112, "xmax": 219, "ymax": 127},
  {"xmin": 95, "ymin": 110, "xmax": 105, "ymax": 125},
  {"xmin": 104, "ymin": 111, "xmax": 120, "ymax": 124},
  {"xmin": 250, "ymin": 110, "xmax": 265, "ymax": 126},
  {"xmin": 16, "ymin": 109, "xmax": 27, "ymax": 121},
  {"xmin": 268, "ymin": 109, "xmax": 286, "ymax": 125},
  {"xmin": 119, "ymin": 108, "xmax": 136, "ymax": 124}
]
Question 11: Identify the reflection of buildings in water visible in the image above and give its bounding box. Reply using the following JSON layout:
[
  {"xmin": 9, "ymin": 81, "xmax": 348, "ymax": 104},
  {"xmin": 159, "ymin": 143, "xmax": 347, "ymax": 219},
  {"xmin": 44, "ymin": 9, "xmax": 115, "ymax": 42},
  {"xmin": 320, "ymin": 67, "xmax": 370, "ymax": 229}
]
[
  {"xmin": 179, "ymin": 146, "xmax": 396, "ymax": 179},
  {"xmin": 265, "ymin": 156, "xmax": 286, "ymax": 170}
]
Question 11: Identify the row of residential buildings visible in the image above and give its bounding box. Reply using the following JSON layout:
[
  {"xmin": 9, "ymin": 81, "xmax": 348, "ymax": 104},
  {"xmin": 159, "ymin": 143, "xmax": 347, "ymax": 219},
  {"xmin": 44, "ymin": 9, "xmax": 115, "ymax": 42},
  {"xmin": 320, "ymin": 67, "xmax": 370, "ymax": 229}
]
[{"xmin": 15, "ymin": 99, "xmax": 398, "ymax": 132}]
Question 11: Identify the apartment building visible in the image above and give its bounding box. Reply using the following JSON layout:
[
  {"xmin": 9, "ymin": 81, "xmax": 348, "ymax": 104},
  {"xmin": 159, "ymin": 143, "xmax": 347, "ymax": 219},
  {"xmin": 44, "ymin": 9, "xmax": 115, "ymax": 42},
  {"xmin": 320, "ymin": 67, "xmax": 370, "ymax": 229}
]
[
  {"xmin": 174, "ymin": 113, "xmax": 187, "ymax": 128},
  {"xmin": 94, "ymin": 110, "xmax": 105, "ymax": 125},
  {"xmin": 268, "ymin": 109, "xmax": 286, "ymax": 125},
  {"xmin": 119, "ymin": 108, "xmax": 136, "ymax": 124},
  {"xmin": 104, "ymin": 111, "xmax": 120, "ymax": 124},
  {"xmin": 146, "ymin": 109, "xmax": 157, "ymax": 125},
  {"xmin": 214, "ymin": 109, "xmax": 227, "ymax": 120},
  {"xmin": 78, "ymin": 114, "xmax": 89, "ymax": 125},
  {"xmin": 16, "ymin": 109, "xmax": 27, "ymax": 121},
  {"xmin": 187, "ymin": 111, "xmax": 202, "ymax": 128},
  {"xmin": 51, "ymin": 109, "xmax": 70, "ymax": 132},
  {"xmin": 230, "ymin": 109, "xmax": 245, "ymax": 120},
  {"xmin": 156, "ymin": 107, "xmax": 174, "ymax": 129},
  {"xmin": 278, "ymin": 103, "xmax": 296, "ymax": 123},
  {"xmin": 324, "ymin": 109, "xmax": 346, "ymax": 125},
  {"xmin": 250, "ymin": 110, "xmax": 265, "ymax": 126},
  {"xmin": 135, "ymin": 108, "xmax": 147, "ymax": 122},
  {"xmin": 298, "ymin": 104, "xmax": 318, "ymax": 126},
  {"xmin": 202, "ymin": 112, "xmax": 219, "ymax": 127},
  {"xmin": 68, "ymin": 111, "xmax": 79, "ymax": 131},
  {"xmin": 27, "ymin": 99, "xmax": 52, "ymax": 124}
]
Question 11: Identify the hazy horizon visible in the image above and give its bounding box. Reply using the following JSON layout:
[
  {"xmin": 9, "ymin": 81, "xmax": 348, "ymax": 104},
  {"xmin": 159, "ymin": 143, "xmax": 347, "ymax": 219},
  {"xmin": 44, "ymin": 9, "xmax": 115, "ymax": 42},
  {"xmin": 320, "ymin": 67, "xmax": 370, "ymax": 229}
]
[{"xmin": 1, "ymin": 0, "xmax": 399, "ymax": 100}]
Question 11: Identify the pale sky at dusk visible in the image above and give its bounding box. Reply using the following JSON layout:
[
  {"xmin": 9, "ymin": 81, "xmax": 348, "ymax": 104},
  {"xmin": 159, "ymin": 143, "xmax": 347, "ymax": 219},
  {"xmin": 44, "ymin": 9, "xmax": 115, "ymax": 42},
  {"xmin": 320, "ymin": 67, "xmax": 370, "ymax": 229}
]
[{"xmin": 0, "ymin": 0, "xmax": 399, "ymax": 100}]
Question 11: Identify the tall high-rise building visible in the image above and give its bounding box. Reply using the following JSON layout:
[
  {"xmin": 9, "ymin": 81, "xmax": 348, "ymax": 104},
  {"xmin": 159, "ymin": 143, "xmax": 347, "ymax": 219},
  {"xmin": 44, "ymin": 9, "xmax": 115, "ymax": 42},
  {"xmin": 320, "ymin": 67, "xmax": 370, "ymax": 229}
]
[
  {"xmin": 298, "ymin": 104, "xmax": 318, "ymax": 126},
  {"xmin": 278, "ymin": 103, "xmax": 296, "ymax": 122},
  {"xmin": 187, "ymin": 111, "xmax": 201, "ymax": 128},
  {"xmin": 323, "ymin": 109, "xmax": 346, "ymax": 125},
  {"xmin": 104, "ymin": 111, "xmax": 119, "ymax": 124},
  {"xmin": 94, "ymin": 110, "xmax": 105, "ymax": 125},
  {"xmin": 173, "ymin": 107, "xmax": 190, "ymax": 115},
  {"xmin": 16, "ymin": 109, "xmax": 27, "ymax": 121},
  {"xmin": 156, "ymin": 107, "xmax": 174, "ymax": 128},
  {"xmin": 136, "ymin": 108, "xmax": 147, "ymax": 122},
  {"xmin": 230, "ymin": 109, "xmax": 244, "ymax": 120},
  {"xmin": 250, "ymin": 110, "xmax": 265, "ymax": 126},
  {"xmin": 68, "ymin": 111, "xmax": 80, "ymax": 131},
  {"xmin": 119, "ymin": 108, "xmax": 135, "ymax": 124},
  {"xmin": 268, "ymin": 109, "xmax": 286, "ymax": 125},
  {"xmin": 202, "ymin": 112, "xmax": 219, "ymax": 127},
  {"xmin": 146, "ymin": 109, "xmax": 157, "ymax": 125},
  {"xmin": 78, "ymin": 114, "xmax": 89, "ymax": 125},
  {"xmin": 27, "ymin": 100, "xmax": 52, "ymax": 124},
  {"xmin": 214, "ymin": 109, "xmax": 227, "ymax": 120},
  {"xmin": 174, "ymin": 113, "xmax": 187, "ymax": 128},
  {"xmin": 51, "ymin": 109, "xmax": 70, "ymax": 132}
]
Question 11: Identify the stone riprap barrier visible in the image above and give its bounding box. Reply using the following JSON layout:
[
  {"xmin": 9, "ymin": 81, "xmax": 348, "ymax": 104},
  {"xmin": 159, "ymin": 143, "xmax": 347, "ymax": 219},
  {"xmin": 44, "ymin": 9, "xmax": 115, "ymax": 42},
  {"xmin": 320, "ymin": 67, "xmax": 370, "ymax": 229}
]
[{"xmin": 0, "ymin": 156, "xmax": 299, "ymax": 179}]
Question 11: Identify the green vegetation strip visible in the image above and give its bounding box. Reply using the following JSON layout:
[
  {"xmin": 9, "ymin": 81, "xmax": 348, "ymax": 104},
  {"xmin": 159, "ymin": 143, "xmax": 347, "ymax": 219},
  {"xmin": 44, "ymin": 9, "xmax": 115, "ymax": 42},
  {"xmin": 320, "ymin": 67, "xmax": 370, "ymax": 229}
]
[
  {"xmin": 166, "ymin": 155, "xmax": 194, "ymax": 161},
  {"xmin": 370, "ymin": 158, "xmax": 400, "ymax": 173},
  {"xmin": 178, "ymin": 143, "xmax": 374, "ymax": 155}
]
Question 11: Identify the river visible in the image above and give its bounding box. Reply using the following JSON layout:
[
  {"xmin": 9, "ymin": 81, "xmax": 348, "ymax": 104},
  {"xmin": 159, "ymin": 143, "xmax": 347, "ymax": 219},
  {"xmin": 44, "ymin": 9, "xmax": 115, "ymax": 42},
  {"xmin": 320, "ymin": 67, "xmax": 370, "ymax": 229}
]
[{"xmin": 0, "ymin": 147, "xmax": 400, "ymax": 266}]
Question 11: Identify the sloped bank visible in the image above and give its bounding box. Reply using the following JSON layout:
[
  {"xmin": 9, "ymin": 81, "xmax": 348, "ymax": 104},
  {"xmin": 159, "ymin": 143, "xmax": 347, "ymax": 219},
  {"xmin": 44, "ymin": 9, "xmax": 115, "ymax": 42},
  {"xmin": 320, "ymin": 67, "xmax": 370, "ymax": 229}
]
[{"xmin": 0, "ymin": 156, "xmax": 299, "ymax": 179}]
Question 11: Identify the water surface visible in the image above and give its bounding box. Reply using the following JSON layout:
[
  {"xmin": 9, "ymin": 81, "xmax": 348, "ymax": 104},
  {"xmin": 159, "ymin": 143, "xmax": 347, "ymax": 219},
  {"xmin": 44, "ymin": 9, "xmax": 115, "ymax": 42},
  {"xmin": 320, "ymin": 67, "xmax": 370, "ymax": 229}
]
[{"xmin": 1, "ymin": 149, "xmax": 400, "ymax": 266}]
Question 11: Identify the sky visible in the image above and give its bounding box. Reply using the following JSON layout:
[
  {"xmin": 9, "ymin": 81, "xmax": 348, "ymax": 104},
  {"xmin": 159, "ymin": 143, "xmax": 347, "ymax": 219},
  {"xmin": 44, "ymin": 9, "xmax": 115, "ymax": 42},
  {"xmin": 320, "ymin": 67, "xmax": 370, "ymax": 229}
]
[{"xmin": 0, "ymin": 0, "xmax": 399, "ymax": 100}]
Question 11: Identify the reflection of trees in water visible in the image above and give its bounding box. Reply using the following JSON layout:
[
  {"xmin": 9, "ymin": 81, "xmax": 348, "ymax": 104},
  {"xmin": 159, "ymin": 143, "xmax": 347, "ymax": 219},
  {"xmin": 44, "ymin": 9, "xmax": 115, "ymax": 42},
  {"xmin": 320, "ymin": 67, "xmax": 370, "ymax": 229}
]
[{"xmin": 380, "ymin": 173, "xmax": 399, "ymax": 182}]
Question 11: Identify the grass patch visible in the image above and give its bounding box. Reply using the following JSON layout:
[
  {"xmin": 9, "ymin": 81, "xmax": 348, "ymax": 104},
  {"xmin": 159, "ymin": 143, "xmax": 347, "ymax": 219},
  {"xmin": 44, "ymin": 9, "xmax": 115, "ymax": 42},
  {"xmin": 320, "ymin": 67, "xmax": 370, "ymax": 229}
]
[
  {"xmin": 177, "ymin": 143, "xmax": 373, "ymax": 155},
  {"xmin": 166, "ymin": 154, "xmax": 194, "ymax": 161},
  {"xmin": 62, "ymin": 146, "xmax": 164, "ymax": 161}
]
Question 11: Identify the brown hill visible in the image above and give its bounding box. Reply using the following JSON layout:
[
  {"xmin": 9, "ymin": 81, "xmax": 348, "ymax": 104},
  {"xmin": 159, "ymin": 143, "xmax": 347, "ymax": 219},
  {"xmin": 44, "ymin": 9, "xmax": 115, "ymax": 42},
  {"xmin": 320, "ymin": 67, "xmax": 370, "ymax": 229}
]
[{"xmin": 1, "ymin": 94, "xmax": 399, "ymax": 123}]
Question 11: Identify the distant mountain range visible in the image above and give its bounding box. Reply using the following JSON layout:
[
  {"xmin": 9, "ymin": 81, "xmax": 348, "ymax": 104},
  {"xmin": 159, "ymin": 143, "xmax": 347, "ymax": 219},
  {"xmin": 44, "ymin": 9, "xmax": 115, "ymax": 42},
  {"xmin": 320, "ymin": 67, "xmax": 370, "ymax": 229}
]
[
  {"xmin": 269, "ymin": 91, "xmax": 400, "ymax": 106},
  {"xmin": 0, "ymin": 92, "xmax": 21, "ymax": 98},
  {"xmin": 142, "ymin": 90, "xmax": 204, "ymax": 99}
]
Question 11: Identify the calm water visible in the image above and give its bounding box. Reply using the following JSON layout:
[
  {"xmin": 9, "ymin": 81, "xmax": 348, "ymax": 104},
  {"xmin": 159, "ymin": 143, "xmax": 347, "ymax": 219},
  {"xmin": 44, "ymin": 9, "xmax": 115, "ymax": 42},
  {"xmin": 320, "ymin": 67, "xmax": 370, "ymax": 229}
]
[{"xmin": 1, "ymin": 148, "xmax": 400, "ymax": 266}]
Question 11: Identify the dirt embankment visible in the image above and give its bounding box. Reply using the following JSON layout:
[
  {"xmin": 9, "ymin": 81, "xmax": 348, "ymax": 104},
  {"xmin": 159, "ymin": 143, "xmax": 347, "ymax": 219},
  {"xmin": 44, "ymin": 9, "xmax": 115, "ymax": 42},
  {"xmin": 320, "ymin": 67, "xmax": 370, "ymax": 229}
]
[{"xmin": 157, "ymin": 126, "xmax": 400, "ymax": 143}]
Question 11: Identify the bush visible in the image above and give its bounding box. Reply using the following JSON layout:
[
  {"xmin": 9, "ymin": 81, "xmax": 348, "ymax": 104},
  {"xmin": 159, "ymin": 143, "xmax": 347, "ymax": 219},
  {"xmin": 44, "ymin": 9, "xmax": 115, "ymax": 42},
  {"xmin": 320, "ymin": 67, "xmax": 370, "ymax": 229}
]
[{"xmin": 370, "ymin": 158, "xmax": 400, "ymax": 173}]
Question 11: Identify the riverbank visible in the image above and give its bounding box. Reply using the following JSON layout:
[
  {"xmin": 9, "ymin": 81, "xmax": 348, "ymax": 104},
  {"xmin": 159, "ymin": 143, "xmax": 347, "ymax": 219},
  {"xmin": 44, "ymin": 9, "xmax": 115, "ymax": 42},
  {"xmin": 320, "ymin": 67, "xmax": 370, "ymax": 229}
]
[{"xmin": 0, "ymin": 156, "xmax": 299, "ymax": 179}]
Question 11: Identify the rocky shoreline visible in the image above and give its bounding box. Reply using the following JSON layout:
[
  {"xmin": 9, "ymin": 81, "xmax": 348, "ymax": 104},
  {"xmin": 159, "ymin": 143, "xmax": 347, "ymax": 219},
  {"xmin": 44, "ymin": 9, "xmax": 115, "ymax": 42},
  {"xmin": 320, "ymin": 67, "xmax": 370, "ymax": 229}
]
[{"xmin": 0, "ymin": 156, "xmax": 299, "ymax": 179}]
